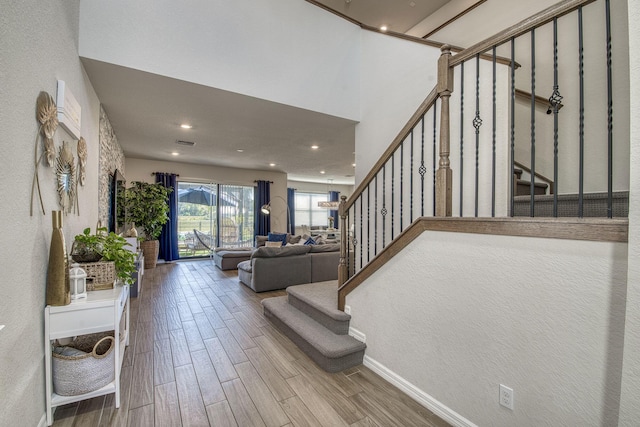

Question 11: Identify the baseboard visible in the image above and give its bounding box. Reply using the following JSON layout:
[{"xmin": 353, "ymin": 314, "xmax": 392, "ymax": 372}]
[
  {"xmin": 363, "ymin": 355, "xmax": 477, "ymax": 427},
  {"xmin": 349, "ymin": 327, "xmax": 366, "ymax": 343}
]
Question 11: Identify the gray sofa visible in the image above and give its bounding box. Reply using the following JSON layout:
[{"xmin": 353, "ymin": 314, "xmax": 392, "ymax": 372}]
[{"xmin": 237, "ymin": 244, "xmax": 340, "ymax": 292}]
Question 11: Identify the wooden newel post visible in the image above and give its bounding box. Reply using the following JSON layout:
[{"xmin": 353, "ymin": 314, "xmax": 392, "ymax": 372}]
[
  {"xmin": 436, "ymin": 45, "xmax": 453, "ymax": 217},
  {"xmin": 338, "ymin": 196, "xmax": 348, "ymax": 290}
]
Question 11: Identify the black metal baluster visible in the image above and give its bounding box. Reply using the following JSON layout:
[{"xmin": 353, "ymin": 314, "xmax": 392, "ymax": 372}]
[
  {"xmin": 492, "ymin": 46, "xmax": 497, "ymax": 217},
  {"xmin": 433, "ymin": 106, "xmax": 437, "ymax": 217},
  {"xmin": 374, "ymin": 175, "xmax": 378, "ymax": 255},
  {"xmin": 578, "ymin": 7, "xmax": 585, "ymax": 218},
  {"xmin": 420, "ymin": 117, "xmax": 426, "ymax": 217},
  {"xmin": 391, "ymin": 153, "xmax": 395, "ymax": 241},
  {"xmin": 550, "ymin": 17, "xmax": 563, "ymax": 217},
  {"xmin": 359, "ymin": 194, "xmax": 363, "ymax": 269},
  {"xmin": 400, "ymin": 142, "xmax": 404, "ymax": 232},
  {"xmin": 474, "ymin": 54, "xmax": 482, "ymax": 217},
  {"xmin": 366, "ymin": 185, "xmax": 370, "ymax": 263},
  {"xmin": 530, "ymin": 28, "xmax": 536, "ymax": 217},
  {"xmin": 606, "ymin": 0, "xmax": 613, "ymax": 218},
  {"xmin": 410, "ymin": 129, "xmax": 414, "ymax": 223},
  {"xmin": 510, "ymin": 38, "xmax": 516, "ymax": 217},
  {"xmin": 460, "ymin": 61, "xmax": 465, "ymax": 217}
]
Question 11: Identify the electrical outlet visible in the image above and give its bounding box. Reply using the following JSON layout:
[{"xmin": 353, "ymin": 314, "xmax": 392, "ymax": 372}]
[
  {"xmin": 344, "ymin": 305, "xmax": 351, "ymax": 315},
  {"xmin": 499, "ymin": 384, "xmax": 514, "ymax": 410}
]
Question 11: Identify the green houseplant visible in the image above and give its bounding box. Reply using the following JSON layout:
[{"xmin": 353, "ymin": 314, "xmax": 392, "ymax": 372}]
[
  {"xmin": 125, "ymin": 181, "xmax": 172, "ymax": 268},
  {"xmin": 71, "ymin": 227, "xmax": 136, "ymax": 285}
]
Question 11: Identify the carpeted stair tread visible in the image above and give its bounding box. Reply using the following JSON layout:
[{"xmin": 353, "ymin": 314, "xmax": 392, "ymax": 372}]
[
  {"xmin": 286, "ymin": 281, "xmax": 351, "ymax": 335},
  {"xmin": 262, "ymin": 296, "xmax": 365, "ymax": 367}
]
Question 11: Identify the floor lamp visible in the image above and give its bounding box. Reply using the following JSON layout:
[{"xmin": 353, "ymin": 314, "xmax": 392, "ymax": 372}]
[{"xmin": 261, "ymin": 196, "xmax": 293, "ymax": 234}]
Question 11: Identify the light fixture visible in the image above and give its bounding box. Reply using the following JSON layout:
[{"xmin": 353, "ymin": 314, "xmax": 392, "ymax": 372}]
[
  {"xmin": 180, "ymin": 124, "xmax": 193, "ymax": 129},
  {"xmin": 237, "ymin": 149, "xmax": 244, "ymax": 152},
  {"xmin": 318, "ymin": 178, "xmax": 340, "ymax": 209},
  {"xmin": 69, "ymin": 263, "xmax": 87, "ymax": 300},
  {"xmin": 320, "ymin": 170, "xmax": 326, "ymax": 174},
  {"xmin": 269, "ymin": 163, "xmax": 276, "ymax": 167},
  {"xmin": 260, "ymin": 196, "xmax": 293, "ymax": 234},
  {"xmin": 352, "ymin": 163, "xmax": 356, "ymax": 167},
  {"xmin": 311, "ymin": 145, "xmax": 319, "ymax": 150},
  {"xmin": 380, "ymin": 25, "xmax": 388, "ymax": 32},
  {"xmin": 171, "ymin": 152, "xmax": 180, "ymax": 156}
]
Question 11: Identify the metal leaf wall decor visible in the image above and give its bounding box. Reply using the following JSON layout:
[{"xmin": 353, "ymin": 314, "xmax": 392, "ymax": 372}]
[
  {"xmin": 77, "ymin": 136, "xmax": 87, "ymax": 186},
  {"xmin": 31, "ymin": 91, "xmax": 59, "ymax": 215},
  {"xmin": 56, "ymin": 141, "xmax": 76, "ymax": 214}
]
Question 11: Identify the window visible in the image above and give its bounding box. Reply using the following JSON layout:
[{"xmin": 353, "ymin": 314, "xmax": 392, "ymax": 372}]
[
  {"xmin": 294, "ymin": 192, "xmax": 331, "ymax": 229},
  {"xmin": 177, "ymin": 182, "xmax": 254, "ymax": 258}
]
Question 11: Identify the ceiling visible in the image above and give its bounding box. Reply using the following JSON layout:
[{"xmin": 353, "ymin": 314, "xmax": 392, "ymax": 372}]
[
  {"xmin": 313, "ymin": 0, "xmax": 450, "ymax": 33},
  {"xmin": 83, "ymin": 1, "xmax": 450, "ymax": 186}
]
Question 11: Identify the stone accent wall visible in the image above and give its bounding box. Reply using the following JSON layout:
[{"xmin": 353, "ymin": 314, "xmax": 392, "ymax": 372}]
[{"xmin": 98, "ymin": 106, "xmax": 125, "ymax": 227}]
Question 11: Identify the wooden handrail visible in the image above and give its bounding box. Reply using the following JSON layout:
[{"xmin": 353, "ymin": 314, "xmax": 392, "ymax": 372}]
[
  {"xmin": 450, "ymin": 0, "xmax": 596, "ymax": 67},
  {"xmin": 337, "ymin": 216, "xmax": 628, "ymax": 310},
  {"xmin": 514, "ymin": 160, "xmax": 555, "ymax": 194},
  {"xmin": 342, "ymin": 87, "xmax": 439, "ymax": 213}
]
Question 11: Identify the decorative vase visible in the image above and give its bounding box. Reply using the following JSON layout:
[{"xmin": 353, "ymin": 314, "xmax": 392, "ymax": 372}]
[
  {"xmin": 46, "ymin": 211, "xmax": 70, "ymax": 306},
  {"xmin": 140, "ymin": 240, "xmax": 159, "ymax": 269}
]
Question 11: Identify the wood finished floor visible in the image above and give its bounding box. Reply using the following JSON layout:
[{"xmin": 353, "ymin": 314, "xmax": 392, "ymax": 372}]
[{"xmin": 52, "ymin": 260, "xmax": 450, "ymax": 427}]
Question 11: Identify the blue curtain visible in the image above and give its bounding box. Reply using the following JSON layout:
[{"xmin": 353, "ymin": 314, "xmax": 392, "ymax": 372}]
[
  {"xmin": 255, "ymin": 180, "xmax": 271, "ymax": 237},
  {"xmin": 329, "ymin": 191, "xmax": 340, "ymax": 229},
  {"xmin": 155, "ymin": 172, "xmax": 179, "ymax": 261},
  {"xmin": 287, "ymin": 188, "xmax": 296, "ymax": 235}
]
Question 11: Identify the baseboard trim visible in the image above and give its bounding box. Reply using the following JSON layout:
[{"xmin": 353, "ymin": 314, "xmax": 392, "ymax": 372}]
[
  {"xmin": 349, "ymin": 327, "xmax": 366, "ymax": 343},
  {"xmin": 363, "ymin": 355, "xmax": 477, "ymax": 427}
]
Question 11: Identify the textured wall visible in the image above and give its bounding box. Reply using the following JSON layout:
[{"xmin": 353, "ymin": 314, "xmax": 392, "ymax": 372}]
[
  {"xmin": 0, "ymin": 1, "xmax": 101, "ymax": 425},
  {"xmin": 98, "ymin": 106, "xmax": 125, "ymax": 227},
  {"xmin": 348, "ymin": 231, "xmax": 627, "ymax": 426}
]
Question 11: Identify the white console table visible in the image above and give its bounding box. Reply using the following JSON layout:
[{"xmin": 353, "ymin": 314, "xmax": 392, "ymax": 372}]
[{"xmin": 44, "ymin": 285, "xmax": 130, "ymax": 426}]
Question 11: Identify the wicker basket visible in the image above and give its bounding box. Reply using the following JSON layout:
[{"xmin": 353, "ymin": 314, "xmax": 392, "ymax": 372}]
[
  {"xmin": 52, "ymin": 334, "xmax": 115, "ymax": 396},
  {"xmin": 78, "ymin": 261, "xmax": 116, "ymax": 291}
]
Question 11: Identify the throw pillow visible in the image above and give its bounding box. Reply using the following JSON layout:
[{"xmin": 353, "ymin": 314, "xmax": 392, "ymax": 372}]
[
  {"xmin": 265, "ymin": 241, "xmax": 283, "ymax": 247},
  {"xmin": 288, "ymin": 235, "xmax": 302, "ymax": 244},
  {"xmin": 303, "ymin": 237, "xmax": 316, "ymax": 245},
  {"xmin": 267, "ymin": 232, "xmax": 288, "ymax": 247}
]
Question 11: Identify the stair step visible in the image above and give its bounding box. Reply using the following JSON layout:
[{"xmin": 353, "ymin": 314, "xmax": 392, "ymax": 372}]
[
  {"xmin": 513, "ymin": 167, "xmax": 523, "ymax": 178},
  {"xmin": 516, "ymin": 179, "xmax": 548, "ymax": 195},
  {"xmin": 513, "ymin": 191, "xmax": 629, "ymax": 217},
  {"xmin": 262, "ymin": 296, "xmax": 366, "ymax": 373},
  {"xmin": 287, "ymin": 281, "xmax": 351, "ymax": 335}
]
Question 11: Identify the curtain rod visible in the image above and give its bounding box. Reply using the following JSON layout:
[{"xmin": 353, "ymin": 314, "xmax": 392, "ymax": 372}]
[{"xmin": 151, "ymin": 172, "xmax": 180, "ymax": 176}]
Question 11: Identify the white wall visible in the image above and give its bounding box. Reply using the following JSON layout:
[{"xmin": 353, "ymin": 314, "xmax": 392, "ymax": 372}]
[
  {"xmin": 406, "ymin": 0, "xmax": 486, "ymax": 39},
  {"xmin": 125, "ymin": 158, "xmax": 291, "ymax": 235},
  {"xmin": 79, "ymin": 0, "xmax": 361, "ymax": 121},
  {"xmin": 348, "ymin": 231, "xmax": 627, "ymax": 426},
  {"xmin": 355, "ymin": 31, "xmax": 441, "ymax": 184},
  {"xmin": 0, "ymin": 1, "xmax": 102, "ymax": 425},
  {"xmin": 619, "ymin": 0, "xmax": 640, "ymax": 424}
]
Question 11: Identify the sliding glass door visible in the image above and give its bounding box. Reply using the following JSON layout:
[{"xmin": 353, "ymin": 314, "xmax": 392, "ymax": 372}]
[{"xmin": 177, "ymin": 181, "xmax": 254, "ymax": 258}]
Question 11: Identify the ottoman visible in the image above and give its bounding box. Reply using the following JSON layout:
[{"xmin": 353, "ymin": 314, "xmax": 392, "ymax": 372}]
[{"xmin": 213, "ymin": 247, "xmax": 254, "ymax": 270}]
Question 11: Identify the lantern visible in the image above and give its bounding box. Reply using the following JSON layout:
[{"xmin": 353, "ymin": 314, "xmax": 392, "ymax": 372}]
[{"xmin": 69, "ymin": 262, "xmax": 87, "ymax": 300}]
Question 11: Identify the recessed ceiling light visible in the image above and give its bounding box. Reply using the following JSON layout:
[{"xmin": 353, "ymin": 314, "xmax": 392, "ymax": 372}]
[
  {"xmin": 352, "ymin": 163, "xmax": 356, "ymax": 167},
  {"xmin": 311, "ymin": 145, "xmax": 319, "ymax": 150},
  {"xmin": 237, "ymin": 149, "xmax": 244, "ymax": 153},
  {"xmin": 380, "ymin": 25, "xmax": 388, "ymax": 32},
  {"xmin": 320, "ymin": 170, "xmax": 326, "ymax": 174},
  {"xmin": 409, "ymin": 1, "xmax": 416, "ymax": 7},
  {"xmin": 180, "ymin": 124, "xmax": 192, "ymax": 129},
  {"xmin": 269, "ymin": 163, "xmax": 276, "ymax": 167},
  {"xmin": 171, "ymin": 152, "xmax": 179, "ymax": 156}
]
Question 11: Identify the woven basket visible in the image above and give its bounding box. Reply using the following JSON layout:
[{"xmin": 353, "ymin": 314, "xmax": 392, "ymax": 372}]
[
  {"xmin": 52, "ymin": 334, "xmax": 115, "ymax": 396},
  {"xmin": 78, "ymin": 261, "xmax": 116, "ymax": 291}
]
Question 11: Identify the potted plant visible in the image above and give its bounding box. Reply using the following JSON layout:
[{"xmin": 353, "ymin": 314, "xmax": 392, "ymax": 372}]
[
  {"xmin": 124, "ymin": 181, "xmax": 172, "ymax": 268},
  {"xmin": 71, "ymin": 227, "xmax": 136, "ymax": 285}
]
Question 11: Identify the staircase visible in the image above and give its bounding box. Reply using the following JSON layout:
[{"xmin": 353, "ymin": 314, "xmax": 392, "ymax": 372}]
[
  {"xmin": 514, "ymin": 167, "xmax": 549, "ymax": 196},
  {"xmin": 262, "ymin": 280, "xmax": 366, "ymax": 372}
]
